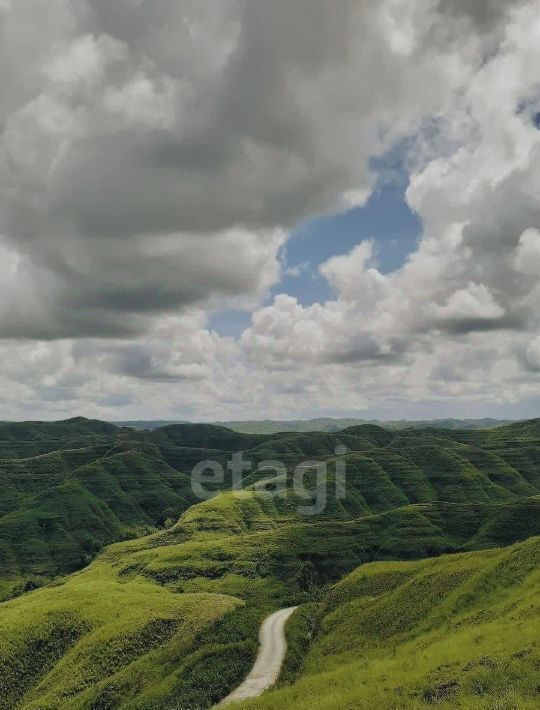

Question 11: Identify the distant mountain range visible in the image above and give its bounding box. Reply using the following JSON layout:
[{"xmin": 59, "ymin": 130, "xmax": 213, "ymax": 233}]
[{"xmin": 115, "ymin": 417, "xmax": 514, "ymax": 433}]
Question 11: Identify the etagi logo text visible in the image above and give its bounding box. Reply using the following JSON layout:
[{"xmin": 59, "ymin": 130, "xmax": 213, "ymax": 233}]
[{"xmin": 191, "ymin": 445, "xmax": 348, "ymax": 516}]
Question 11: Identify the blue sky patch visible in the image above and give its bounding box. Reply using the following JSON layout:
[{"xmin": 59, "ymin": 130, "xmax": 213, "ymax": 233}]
[{"xmin": 211, "ymin": 156, "xmax": 422, "ymax": 337}]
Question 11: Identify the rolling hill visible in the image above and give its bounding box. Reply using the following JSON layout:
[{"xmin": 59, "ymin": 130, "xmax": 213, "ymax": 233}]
[
  {"xmin": 116, "ymin": 418, "xmax": 514, "ymax": 434},
  {"xmin": 0, "ymin": 417, "xmax": 538, "ymax": 708},
  {"xmin": 0, "ymin": 483, "xmax": 538, "ymax": 708},
  {"xmin": 1, "ymin": 418, "xmax": 539, "ymax": 593},
  {"xmin": 239, "ymin": 536, "xmax": 540, "ymax": 709}
]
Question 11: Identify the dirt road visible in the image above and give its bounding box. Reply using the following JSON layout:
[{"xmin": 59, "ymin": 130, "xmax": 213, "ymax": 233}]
[{"xmin": 218, "ymin": 606, "xmax": 298, "ymax": 706}]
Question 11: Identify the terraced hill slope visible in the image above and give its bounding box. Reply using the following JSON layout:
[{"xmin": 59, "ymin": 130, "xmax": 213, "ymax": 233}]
[{"xmin": 0, "ymin": 418, "xmax": 539, "ymax": 594}]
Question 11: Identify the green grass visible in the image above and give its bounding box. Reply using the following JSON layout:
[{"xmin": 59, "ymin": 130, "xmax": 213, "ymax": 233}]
[
  {"xmin": 0, "ymin": 418, "xmax": 121, "ymax": 459},
  {"xmin": 0, "ymin": 492, "xmax": 306, "ymax": 709},
  {"xmin": 0, "ymin": 556, "xmax": 242, "ymax": 710},
  {"xmin": 1, "ymin": 486, "xmax": 538, "ymax": 709},
  {"xmin": 1, "ymin": 416, "xmax": 539, "ymax": 585},
  {"xmin": 235, "ymin": 537, "xmax": 540, "ymax": 710},
  {"xmin": 0, "ymin": 417, "xmax": 538, "ymax": 708},
  {"xmin": 0, "ymin": 444, "xmax": 197, "ymax": 581}
]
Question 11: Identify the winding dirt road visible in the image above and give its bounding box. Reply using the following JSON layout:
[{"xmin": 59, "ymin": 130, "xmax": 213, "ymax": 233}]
[{"xmin": 218, "ymin": 606, "xmax": 298, "ymax": 706}]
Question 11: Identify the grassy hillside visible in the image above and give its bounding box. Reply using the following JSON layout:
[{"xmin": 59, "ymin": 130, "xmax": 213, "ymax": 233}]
[
  {"xmin": 1, "ymin": 418, "xmax": 539, "ymax": 594},
  {"xmin": 0, "ymin": 558, "xmax": 242, "ymax": 710},
  {"xmin": 0, "ymin": 493, "xmax": 304, "ymax": 710},
  {"xmin": 0, "ymin": 417, "xmax": 538, "ymax": 707},
  {"xmin": 0, "ymin": 442, "xmax": 197, "ymax": 593},
  {"xmin": 0, "ymin": 484, "xmax": 538, "ymax": 709},
  {"xmin": 0, "ymin": 418, "xmax": 121, "ymax": 459},
  {"xmin": 238, "ymin": 536, "xmax": 540, "ymax": 710}
]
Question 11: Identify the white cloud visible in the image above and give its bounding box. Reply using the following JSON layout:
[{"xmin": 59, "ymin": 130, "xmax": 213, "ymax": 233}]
[
  {"xmin": 0, "ymin": 0, "xmax": 539, "ymax": 419},
  {"xmin": 515, "ymin": 229, "xmax": 540, "ymax": 275},
  {"xmin": 431, "ymin": 283, "xmax": 506, "ymax": 323}
]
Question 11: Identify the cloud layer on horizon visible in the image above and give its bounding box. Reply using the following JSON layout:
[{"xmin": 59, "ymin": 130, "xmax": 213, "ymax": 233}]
[{"xmin": 0, "ymin": 0, "xmax": 539, "ymax": 420}]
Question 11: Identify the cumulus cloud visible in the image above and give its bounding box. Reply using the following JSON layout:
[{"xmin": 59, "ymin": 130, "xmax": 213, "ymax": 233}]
[
  {"xmin": 0, "ymin": 0, "xmax": 492, "ymax": 339},
  {"xmin": 0, "ymin": 0, "xmax": 539, "ymax": 419},
  {"xmin": 430, "ymin": 283, "xmax": 509, "ymax": 334},
  {"xmin": 515, "ymin": 229, "xmax": 540, "ymax": 276},
  {"xmin": 237, "ymin": 0, "xmax": 540, "ymax": 416}
]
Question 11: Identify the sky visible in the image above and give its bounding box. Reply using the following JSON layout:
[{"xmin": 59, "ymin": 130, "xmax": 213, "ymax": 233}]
[
  {"xmin": 211, "ymin": 169, "xmax": 422, "ymax": 337},
  {"xmin": 0, "ymin": 0, "xmax": 540, "ymax": 422}
]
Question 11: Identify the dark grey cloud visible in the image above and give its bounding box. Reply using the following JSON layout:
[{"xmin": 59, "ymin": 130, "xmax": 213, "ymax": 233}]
[
  {"xmin": 437, "ymin": 0, "xmax": 527, "ymax": 29},
  {"xmin": 3, "ymin": 0, "xmax": 502, "ymax": 340},
  {"xmin": 431, "ymin": 314, "xmax": 525, "ymax": 336},
  {"xmin": 325, "ymin": 335, "xmax": 407, "ymax": 365},
  {"xmin": 111, "ymin": 343, "xmax": 206, "ymax": 382}
]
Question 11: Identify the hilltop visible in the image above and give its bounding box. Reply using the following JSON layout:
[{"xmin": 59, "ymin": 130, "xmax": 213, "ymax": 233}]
[{"xmin": 116, "ymin": 417, "xmax": 514, "ymax": 434}]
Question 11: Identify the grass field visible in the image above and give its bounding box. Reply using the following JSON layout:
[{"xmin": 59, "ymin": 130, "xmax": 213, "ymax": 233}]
[
  {"xmin": 0, "ymin": 417, "xmax": 538, "ymax": 708},
  {"xmin": 1, "ymin": 485, "xmax": 538, "ymax": 709},
  {"xmin": 235, "ymin": 536, "xmax": 540, "ymax": 710},
  {"xmin": 0, "ymin": 559, "xmax": 243, "ymax": 709},
  {"xmin": 0, "ymin": 492, "xmax": 303, "ymax": 709}
]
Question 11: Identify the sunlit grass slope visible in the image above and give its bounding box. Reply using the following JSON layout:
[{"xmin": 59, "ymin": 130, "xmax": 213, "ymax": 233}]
[
  {"xmin": 0, "ymin": 559, "xmax": 241, "ymax": 710},
  {"xmin": 239, "ymin": 536, "xmax": 540, "ymax": 710},
  {"xmin": 0, "ymin": 492, "xmax": 308, "ymax": 710},
  {"xmin": 1, "ymin": 487, "xmax": 539, "ymax": 709}
]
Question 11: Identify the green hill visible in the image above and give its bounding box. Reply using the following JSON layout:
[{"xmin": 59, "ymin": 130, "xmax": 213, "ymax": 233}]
[
  {"xmin": 0, "ymin": 484, "xmax": 538, "ymax": 709},
  {"xmin": 0, "ymin": 442, "xmax": 198, "ymax": 592},
  {"xmin": 116, "ymin": 417, "xmax": 514, "ymax": 434},
  {"xmin": 0, "ymin": 417, "xmax": 538, "ymax": 708},
  {"xmin": 1, "ymin": 418, "xmax": 539, "ymax": 595},
  {"xmin": 239, "ymin": 536, "xmax": 540, "ymax": 709},
  {"xmin": 0, "ymin": 418, "xmax": 121, "ymax": 459}
]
